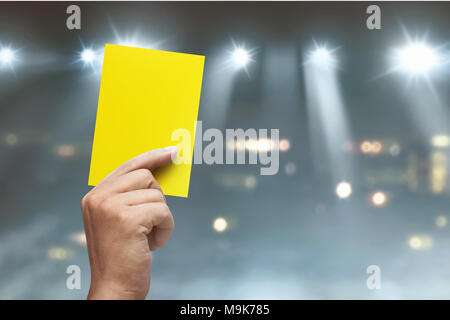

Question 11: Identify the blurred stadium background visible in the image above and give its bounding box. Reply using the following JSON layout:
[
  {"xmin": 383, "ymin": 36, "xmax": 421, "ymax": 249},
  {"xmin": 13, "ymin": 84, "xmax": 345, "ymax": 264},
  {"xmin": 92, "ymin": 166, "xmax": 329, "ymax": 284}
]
[{"xmin": 1, "ymin": 2, "xmax": 450, "ymax": 299}]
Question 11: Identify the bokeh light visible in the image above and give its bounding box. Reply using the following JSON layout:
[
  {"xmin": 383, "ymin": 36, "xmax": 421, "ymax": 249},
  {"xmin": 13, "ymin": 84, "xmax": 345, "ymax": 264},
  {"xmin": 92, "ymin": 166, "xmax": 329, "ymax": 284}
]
[
  {"xmin": 408, "ymin": 235, "xmax": 433, "ymax": 251},
  {"xmin": 244, "ymin": 175, "xmax": 257, "ymax": 189},
  {"xmin": 56, "ymin": 144, "xmax": 76, "ymax": 158},
  {"xmin": 213, "ymin": 217, "xmax": 228, "ymax": 233},
  {"xmin": 70, "ymin": 232, "xmax": 87, "ymax": 246},
  {"xmin": 370, "ymin": 191, "xmax": 388, "ymax": 207},
  {"xmin": 435, "ymin": 216, "xmax": 447, "ymax": 228},
  {"xmin": 279, "ymin": 139, "xmax": 291, "ymax": 152},
  {"xmin": 5, "ymin": 133, "xmax": 18, "ymax": 146},
  {"xmin": 431, "ymin": 135, "xmax": 450, "ymax": 148},
  {"xmin": 284, "ymin": 162, "xmax": 296, "ymax": 175},
  {"xmin": 47, "ymin": 247, "xmax": 70, "ymax": 260},
  {"xmin": 336, "ymin": 181, "xmax": 352, "ymax": 199},
  {"xmin": 230, "ymin": 138, "xmax": 276, "ymax": 152},
  {"xmin": 360, "ymin": 140, "xmax": 383, "ymax": 155},
  {"xmin": 389, "ymin": 144, "xmax": 401, "ymax": 156}
]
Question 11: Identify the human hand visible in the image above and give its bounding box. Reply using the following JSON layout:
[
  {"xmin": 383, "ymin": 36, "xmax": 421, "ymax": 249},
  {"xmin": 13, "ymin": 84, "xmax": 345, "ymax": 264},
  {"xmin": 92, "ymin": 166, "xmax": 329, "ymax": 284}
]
[{"xmin": 81, "ymin": 147, "xmax": 177, "ymax": 299}]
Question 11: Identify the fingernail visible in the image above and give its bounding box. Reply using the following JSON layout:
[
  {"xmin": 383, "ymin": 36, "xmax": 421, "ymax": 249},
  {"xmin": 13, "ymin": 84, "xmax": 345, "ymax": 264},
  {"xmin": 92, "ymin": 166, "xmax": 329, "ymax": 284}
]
[{"xmin": 164, "ymin": 146, "xmax": 178, "ymax": 157}]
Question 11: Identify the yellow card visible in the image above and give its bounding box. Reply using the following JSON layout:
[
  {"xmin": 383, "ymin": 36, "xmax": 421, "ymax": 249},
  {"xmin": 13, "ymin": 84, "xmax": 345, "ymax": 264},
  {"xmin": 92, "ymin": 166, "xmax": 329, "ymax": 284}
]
[{"xmin": 88, "ymin": 44, "xmax": 205, "ymax": 197}]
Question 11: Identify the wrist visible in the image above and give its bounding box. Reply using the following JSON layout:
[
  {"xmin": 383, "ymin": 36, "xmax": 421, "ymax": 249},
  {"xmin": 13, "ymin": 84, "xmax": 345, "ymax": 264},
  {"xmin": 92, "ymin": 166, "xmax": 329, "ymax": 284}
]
[{"xmin": 88, "ymin": 280, "xmax": 147, "ymax": 300}]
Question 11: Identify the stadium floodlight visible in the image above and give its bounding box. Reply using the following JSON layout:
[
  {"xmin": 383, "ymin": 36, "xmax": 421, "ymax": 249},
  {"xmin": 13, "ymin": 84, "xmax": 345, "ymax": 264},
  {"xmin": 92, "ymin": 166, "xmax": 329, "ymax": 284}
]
[
  {"xmin": 395, "ymin": 42, "xmax": 439, "ymax": 75},
  {"xmin": 232, "ymin": 47, "xmax": 250, "ymax": 68},
  {"xmin": 76, "ymin": 45, "xmax": 103, "ymax": 72},
  {"xmin": 0, "ymin": 46, "xmax": 18, "ymax": 70},
  {"xmin": 81, "ymin": 49, "xmax": 95, "ymax": 64},
  {"xmin": 226, "ymin": 39, "xmax": 256, "ymax": 73},
  {"xmin": 311, "ymin": 48, "xmax": 333, "ymax": 65},
  {"xmin": 0, "ymin": 48, "xmax": 14, "ymax": 64},
  {"xmin": 306, "ymin": 43, "xmax": 338, "ymax": 69}
]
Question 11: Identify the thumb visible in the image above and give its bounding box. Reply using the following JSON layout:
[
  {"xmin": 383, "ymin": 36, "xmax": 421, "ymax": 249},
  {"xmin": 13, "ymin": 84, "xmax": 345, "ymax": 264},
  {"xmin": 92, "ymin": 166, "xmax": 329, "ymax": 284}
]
[{"xmin": 118, "ymin": 146, "xmax": 178, "ymax": 175}]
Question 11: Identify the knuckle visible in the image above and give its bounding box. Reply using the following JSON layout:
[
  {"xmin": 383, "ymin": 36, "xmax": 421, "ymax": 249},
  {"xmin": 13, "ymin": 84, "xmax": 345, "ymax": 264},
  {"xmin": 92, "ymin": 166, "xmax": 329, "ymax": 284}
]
[
  {"xmin": 158, "ymin": 203, "xmax": 171, "ymax": 218},
  {"xmin": 82, "ymin": 192, "xmax": 100, "ymax": 211},
  {"xmin": 143, "ymin": 168, "xmax": 153, "ymax": 179},
  {"xmin": 149, "ymin": 202, "xmax": 169, "ymax": 220},
  {"xmin": 151, "ymin": 189, "xmax": 166, "ymax": 203},
  {"xmin": 114, "ymin": 211, "xmax": 129, "ymax": 224},
  {"xmin": 156, "ymin": 201, "xmax": 168, "ymax": 210},
  {"xmin": 115, "ymin": 210, "xmax": 135, "ymax": 227},
  {"xmin": 98, "ymin": 197, "xmax": 116, "ymax": 214},
  {"xmin": 81, "ymin": 194, "xmax": 89, "ymax": 211},
  {"xmin": 136, "ymin": 168, "xmax": 153, "ymax": 182}
]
